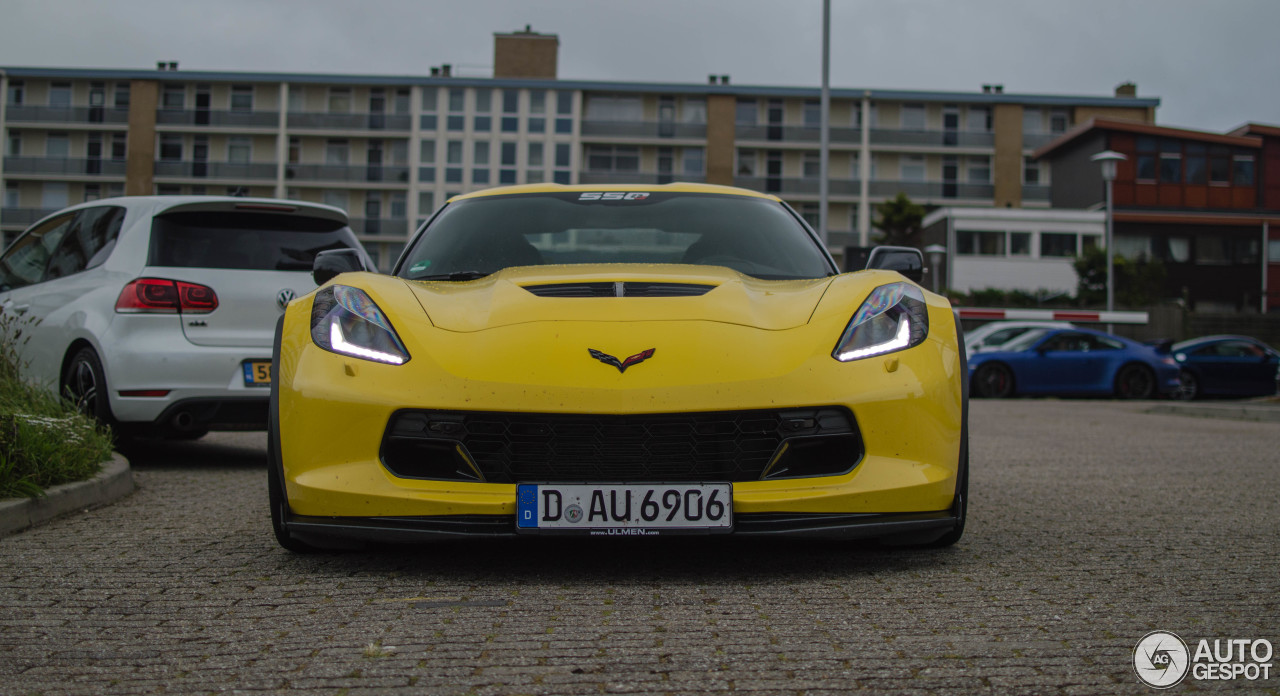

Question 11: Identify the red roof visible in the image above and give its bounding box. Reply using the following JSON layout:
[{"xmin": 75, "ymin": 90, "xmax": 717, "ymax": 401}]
[{"xmin": 1034, "ymin": 118, "xmax": 1261, "ymax": 160}]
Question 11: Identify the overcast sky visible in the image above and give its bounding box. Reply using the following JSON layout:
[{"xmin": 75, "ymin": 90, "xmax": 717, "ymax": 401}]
[{"xmin": 2, "ymin": 0, "xmax": 1276, "ymax": 133}]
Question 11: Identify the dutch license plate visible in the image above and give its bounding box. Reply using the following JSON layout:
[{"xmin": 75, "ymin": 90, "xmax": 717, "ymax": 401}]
[
  {"xmin": 242, "ymin": 360, "xmax": 271, "ymax": 387},
  {"xmin": 516, "ymin": 483, "xmax": 732, "ymax": 535}
]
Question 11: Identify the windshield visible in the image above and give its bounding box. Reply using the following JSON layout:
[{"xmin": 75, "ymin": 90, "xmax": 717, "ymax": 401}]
[
  {"xmin": 1001, "ymin": 328, "xmax": 1053, "ymax": 352},
  {"xmin": 395, "ymin": 192, "xmax": 835, "ymax": 281}
]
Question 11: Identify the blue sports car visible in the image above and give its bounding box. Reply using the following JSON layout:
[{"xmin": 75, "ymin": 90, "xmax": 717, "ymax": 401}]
[
  {"xmin": 1171, "ymin": 335, "xmax": 1280, "ymax": 400},
  {"xmin": 969, "ymin": 327, "xmax": 1182, "ymax": 399}
]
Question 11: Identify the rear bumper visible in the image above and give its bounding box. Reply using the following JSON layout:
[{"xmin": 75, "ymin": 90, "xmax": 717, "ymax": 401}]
[{"xmin": 283, "ymin": 510, "xmax": 959, "ymax": 546}]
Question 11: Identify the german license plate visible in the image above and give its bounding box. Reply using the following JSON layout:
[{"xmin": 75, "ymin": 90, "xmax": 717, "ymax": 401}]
[
  {"xmin": 516, "ymin": 483, "xmax": 732, "ymax": 535},
  {"xmin": 242, "ymin": 360, "xmax": 271, "ymax": 387}
]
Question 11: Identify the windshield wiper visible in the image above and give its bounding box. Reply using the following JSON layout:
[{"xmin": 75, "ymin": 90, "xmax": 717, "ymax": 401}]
[{"xmin": 414, "ymin": 270, "xmax": 490, "ymax": 281}]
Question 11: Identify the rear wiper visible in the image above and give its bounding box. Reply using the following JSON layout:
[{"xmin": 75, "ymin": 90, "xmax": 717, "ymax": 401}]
[{"xmin": 414, "ymin": 270, "xmax": 490, "ymax": 281}]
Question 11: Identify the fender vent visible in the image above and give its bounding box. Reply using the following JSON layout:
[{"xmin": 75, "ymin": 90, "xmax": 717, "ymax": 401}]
[{"xmin": 523, "ymin": 282, "xmax": 715, "ymax": 298}]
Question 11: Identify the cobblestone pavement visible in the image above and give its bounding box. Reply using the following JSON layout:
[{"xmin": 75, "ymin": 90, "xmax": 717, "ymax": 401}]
[{"xmin": 2, "ymin": 401, "xmax": 1278, "ymax": 695}]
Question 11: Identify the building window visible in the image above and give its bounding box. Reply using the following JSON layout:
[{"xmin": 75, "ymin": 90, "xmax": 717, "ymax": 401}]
[
  {"xmin": 445, "ymin": 141, "xmax": 463, "ymax": 165},
  {"xmin": 158, "ymin": 135, "xmax": 182, "ymax": 161},
  {"xmin": 1023, "ymin": 157, "xmax": 1041, "ymax": 185},
  {"xmin": 683, "ymin": 147, "xmax": 705, "ymax": 176},
  {"xmin": 327, "ymin": 87, "xmax": 351, "ymax": 113},
  {"xmin": 528, "ymin": 142, "xmax": 544, "ymax": 168},
  {"xmin": 418, "ymin": 191, "xmax": 435, "ymax": 220},
  {"xmin": 1184, "ymin": 142, "xmax": 1207, "ymax": 184},
  {"xmin": 555, "ymin": 143, "xmax": 571, "ymax": 168},
  {"xmin": 956, "ymin": 230, "xmax": 1006, "ymax": 256},
  {"xmin": 41, "ymin": 182, "xmax": 69, "ymax": 209},
  {"xmin": 736, "ymin": 98, "xmax": 757, "ymax": 126},
  {"xmin": 966, "ymin": 106, "xmax": 990, "ymax": 132},
  {"xmin": 48, "ymin": 82, "xmax": 72, "ymax": 108},
  {"xmin": 5, "ymin": 182, "xmax": 20, "ymax": 208},
  {"xmin": 901, "ymin": 103, "xmax": 926, "ymax": 131},
  {"xmin": 1040, "ymin": 232, "xmax": 1078, "ymax": 257},
  {"xmin": 585, "ymin": 145, "xmax": 639, "ymax": 172},
  {"xmin": 6, "ymin": 80, "xmax": 23, "ymax": 106},
  {"xmin": 111, "ymin": 134, "xmax": 126, "ymax": 161},
  {"xmin": 1268, "ymin": 240, "xmax": 1280, "ymax": 263},
  {"xmin": 967, "ymin": 156, "xmax": 991, "ymax": 184},
  {"xmin": 474, "ymin": 89, "xmax": 492, "ymax": 114},
  {"xmin": 473, "ymin": 141, "xmax": 490, "ymax": 167},
  {"xmin": 1233, "ymin": 155, "xmax": 1256, "ymax": 186},
  {"xmin": 325, "ymin": 139, "xmax": 349, "ymax": 165},
  {"xmin": 799, "ymin": 203, "xmax": 820, "ymax": 230},
  {"xmin": 162, "ymin": 84, "xmax": 185, "ymax": 110},
  {"xmin": 528, "ymin": 116, "xmax": 546, "ymax": 134},
  {"xmin": 420, "ymin": 140, "xmax": 436, "ymax": 164},
  {"xmin": 1159, "ymin": 148, "xmax": 1182, "ymax": 184},
  {"xmin": 529, "ymin": 90, "xmax": 546, "ymax": 115},
  {"xmin": 1010, "ymin": 232, "xmax": 1032, "ymax": 256},
  {"xmin": 1049, "ymin": 109, "xmax": 1070, "ymax": 133},
  {"xmin": 110, "ymin": 83, "xmax": 129, "ymax": 109},
  {"xmin": 737, "ymin": 149, "xmax": 756, "ymax": 177},
  {"xmin": 1208, "ymin": 145, "xmax": 1230, "ymax": 184},
  {"xmin": 499, "ymin": 141, "xmax": 517, "ymax": 167},
  {"xmin": 1022, "ymin": 108, "xmax": 1042, "ymax": 134},
  {"xmin": 585, "ymin": 95, "xmax": 643, "ymax": 121},
  {"xmin": 802, "ymin": 151, "xmax": 820, "ymax": 179},
  {"xmin": 448, "ymin": 88, "xmax": 465, "ymax": 113},
  {"xmin": 900, "ymin": 154, "xmax": 925, "ymax": 181},
  {"xmin": 803, "ymin": 100, "xmax": 821, "ymax": 129},
  {"xmin": 288, "ymin": 137, "xmax": 300, "ymax": 164},
  {"xmin": 472, "ymin": 168, "xmax": 490, "ymax": 185},
  {"xmin": 421, "ymin": 88, "xmax": 438, "ymax": 130},
  {"xmin": 230, "ymin": 85, "xmax": 253, "ymax": 111},
  {"xmin": 7, "ymin": 133, "xmax": 19, "ymax": 157},
  {"xmin": 1135, "ymin": 136, "xmax": 1157, "ymax": 181},
  {"xmin": 228, "ymin": 137, "xmax": 251, "ymax": 164}
]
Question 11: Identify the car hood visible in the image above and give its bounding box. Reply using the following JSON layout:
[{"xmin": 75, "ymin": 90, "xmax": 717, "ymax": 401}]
[{"xmin": 399, "ymin": 265, "xmax": 835, "ymax": 332}]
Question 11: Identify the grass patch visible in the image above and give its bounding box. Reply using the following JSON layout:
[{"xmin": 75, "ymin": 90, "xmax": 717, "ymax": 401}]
[{"xmin": 0, "ymin": 308, "xmax": 113, "ymax": 499}]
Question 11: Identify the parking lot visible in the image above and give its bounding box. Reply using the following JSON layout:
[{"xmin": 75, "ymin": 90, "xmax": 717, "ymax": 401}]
[{"xmin": 1, "ymin": 399, "xmax": 1277, "ymax": 695}]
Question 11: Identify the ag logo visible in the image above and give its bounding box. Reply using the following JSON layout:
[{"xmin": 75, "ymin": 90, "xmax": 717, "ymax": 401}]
[
  {"xmin": 1134, "ymin": 631, "xmax": 1190, "ymax": 689},
  {"xmin": 578, "ymin": 192, "xmax": 650, "ymax": 201}
]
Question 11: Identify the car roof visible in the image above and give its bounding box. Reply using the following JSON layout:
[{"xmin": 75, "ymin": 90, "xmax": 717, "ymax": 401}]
[
  {"xmin": 1173, "ymin": 334, "xmax": 1262, "ymax": 348},
  {"xmin": 448, "ymin": 182, "xmax": 783, "ymax": 203}
]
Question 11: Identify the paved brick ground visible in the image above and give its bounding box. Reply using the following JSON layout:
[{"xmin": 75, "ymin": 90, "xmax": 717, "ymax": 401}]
[{"xmin": 1, "ymin": 400, "xmax": 1277, "ymax": 695}]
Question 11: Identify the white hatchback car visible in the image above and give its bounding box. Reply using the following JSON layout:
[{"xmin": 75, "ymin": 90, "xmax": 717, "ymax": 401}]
[{"xmin": 0, "ymin": 196, "xmax": 369, "ymax": 439}]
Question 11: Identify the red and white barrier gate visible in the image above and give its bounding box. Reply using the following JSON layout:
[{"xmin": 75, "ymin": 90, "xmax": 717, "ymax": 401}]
[{"xmin": 955, "ymin": 308, "xmax": 1149, "ymax": 324}]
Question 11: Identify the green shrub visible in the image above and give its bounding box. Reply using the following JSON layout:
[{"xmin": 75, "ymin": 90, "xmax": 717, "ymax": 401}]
[{"xmin": 0, "ymin": 308, "xmax": 113, "ymax": 499}]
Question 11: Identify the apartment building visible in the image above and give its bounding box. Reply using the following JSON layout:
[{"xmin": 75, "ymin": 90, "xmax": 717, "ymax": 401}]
[{"xmin": 0, "ymin": 28, "xmax": 1159, "ymax": 270}]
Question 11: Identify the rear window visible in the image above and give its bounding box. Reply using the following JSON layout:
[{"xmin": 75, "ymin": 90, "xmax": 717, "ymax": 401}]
[
  {"xmin": 396, "ymin": 192, "xmax": 835, "ymax": 280},
  {"xmin": 149, "ymin": 211, "xmax": 360, "ymax": 271}
]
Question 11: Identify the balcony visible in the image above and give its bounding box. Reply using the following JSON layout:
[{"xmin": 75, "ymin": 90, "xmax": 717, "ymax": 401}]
[
  {"xmin": 154, "ymin": 161, "xmax": 278, "ymax": 179},
  {"xmin": 3, "ymin": 156, "xmax": 127, "ymax": 177},
  {"xmin": 578, "ymin": 171, "xmax": 705, "ymax": 185},
  {"xmin": 5, "ymin": 105, "xmax": 130, "ymax": 125},
  {"xmin": 1022, "ymin": 185, "xmax": 1051, "ymax": 202},
  {"xmin": 0, "ymin": 207, "xmax": 61, "ymax": 227},
  {"xmin": 156, "ymin": 109, "xmax": 280, "ymax": 128},
  {"xmin": 349, "ymin": 217, "xmax": 411, "ymax": 237},
  {"xmin": 733, "ymin": 177, "xmax": 861, "ymax": 196},
  {"xmin": 580, "ymin": 121, "xmax": 706, "ymax": 140},
  {"xmin": 869, "ymin": 129, "xmax": 995, "ymax": 148},
  {"xmin": 734, "ymin": 125, "xmax": 861, "ymax": 144},
  {"xmin": 286, "ymin": 112, "xmax": 412, "ymax": 131},
  {"xmin": 869, "ymin": 180, "xmax": 995, "ymax": 200},
  {"xmin": 285, "ymin": 163, "xmax": 411, "ymax": 183}
]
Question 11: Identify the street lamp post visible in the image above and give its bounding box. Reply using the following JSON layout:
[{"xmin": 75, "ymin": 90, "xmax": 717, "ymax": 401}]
[
  {"xmin": 924, "ymin": 244, "xmax": 946, "ymax": 294},
  {"xmin": 1091, "ymin": 150, "xmax": 1127, "ymax": 333}
]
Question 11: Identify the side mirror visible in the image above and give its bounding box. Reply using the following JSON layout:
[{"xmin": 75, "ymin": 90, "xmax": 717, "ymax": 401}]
[
  {"xmin": 865, "ymin": 246, "xmax": 925, "ymax": 283},
  {"xmin": 312, "ymin": 248, "xmax": 368, "ymax": 286}
]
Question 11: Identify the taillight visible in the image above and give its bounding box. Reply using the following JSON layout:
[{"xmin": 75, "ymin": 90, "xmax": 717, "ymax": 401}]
[{"xmin": 115, "ymin": 278, "xmax": 219, "ymax": 314}]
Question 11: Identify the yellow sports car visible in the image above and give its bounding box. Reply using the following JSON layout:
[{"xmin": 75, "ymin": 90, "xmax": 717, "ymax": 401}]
[{"xmin": 269, "ymin": 183, "xmax": 968, "ymax": 551}]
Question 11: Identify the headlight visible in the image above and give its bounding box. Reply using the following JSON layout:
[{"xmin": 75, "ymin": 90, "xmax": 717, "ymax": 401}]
[
  {"xmin": 832, "ymin": 282, "xmax": 928, "ymax": 362},
  {"xmin": 310, "ymin": 285, "xmax": 410, "ymax": 365}
]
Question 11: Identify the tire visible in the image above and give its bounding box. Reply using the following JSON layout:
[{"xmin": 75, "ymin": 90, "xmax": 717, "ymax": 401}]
[
  {"xmin": 63, "ymin": 347, "xmax": 116, "ymax": 428},
  {"xmin": 1115, "ymin": 364, "xmax": 1156, "ymax": 400},
  {"xmin": 973, "ymin": 363, "xmax": 1014, "ymax": 398},
  {"xmin": 1176, "ymin": 369, "xmax": 1199, "ymax": 401}
]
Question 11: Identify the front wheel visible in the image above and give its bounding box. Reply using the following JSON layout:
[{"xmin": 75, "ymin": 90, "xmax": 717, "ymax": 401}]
[
  {"xmin": 1115, "ymin": 364, "xmax": 1156, "ymax": 400},
  {"xmin": 1176, "ymin": 369, "xmax": 1199, "ymax": 401}
]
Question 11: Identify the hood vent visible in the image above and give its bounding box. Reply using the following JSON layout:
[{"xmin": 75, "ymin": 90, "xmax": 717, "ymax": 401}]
[{"xmin": 523, "ymin": 282, "xmax": 716, "ymax": 298}]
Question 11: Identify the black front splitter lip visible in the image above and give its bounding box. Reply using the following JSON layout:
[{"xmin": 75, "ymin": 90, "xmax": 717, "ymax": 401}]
[{"xmin": 283, "ymin": 510, "xmax": 958, "ymax": 546}]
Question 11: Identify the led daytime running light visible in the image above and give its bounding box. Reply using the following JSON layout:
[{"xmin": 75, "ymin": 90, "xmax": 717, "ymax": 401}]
[
  {"xmin": 329, "ymin": 321, "xmax": 406, "ymax": 365},
  {"xmin": 836, "ymin": 314, "xmax": 910, "ymax": 361}
]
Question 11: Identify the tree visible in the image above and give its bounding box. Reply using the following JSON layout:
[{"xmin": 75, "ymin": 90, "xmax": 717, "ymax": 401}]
[
  {"xmin": 1072, "ymin": 246, "xmax": 1168, "ymax": 307},
  {"xmin": 873, "ymin": 192, "xmax": 926, "ymax": 249}
]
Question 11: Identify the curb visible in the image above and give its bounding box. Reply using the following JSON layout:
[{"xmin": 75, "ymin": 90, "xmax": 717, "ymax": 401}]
[
  {"xmin": 1145, "ymin": 403, "xmax": 1280, "ymax": 423},
  {"xmin": 0, "ymin": 452, "xmax": 134, "ymax": 538}
]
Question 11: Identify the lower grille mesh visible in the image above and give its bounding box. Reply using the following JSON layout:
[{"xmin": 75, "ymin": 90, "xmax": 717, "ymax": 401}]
[{"xmin": 382, "ymin": 408, "xmax": 860, "ymax": 483}]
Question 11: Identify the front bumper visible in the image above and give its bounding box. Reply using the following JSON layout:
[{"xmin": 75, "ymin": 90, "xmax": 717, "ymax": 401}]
[{"xmin": 283, "ymin": 510, "xmax": 960, "ymax": 545}]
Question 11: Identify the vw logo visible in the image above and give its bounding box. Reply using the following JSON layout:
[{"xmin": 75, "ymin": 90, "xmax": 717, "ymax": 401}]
[{"xmin": 276, "ymin": 289, "xmax": 297, "ymax": 311}]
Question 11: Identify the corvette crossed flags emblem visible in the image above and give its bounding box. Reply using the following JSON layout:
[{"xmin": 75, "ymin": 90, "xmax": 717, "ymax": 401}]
[{"xmin": 588, "ymin": 348, "xmax": 656, "ymax": 373}]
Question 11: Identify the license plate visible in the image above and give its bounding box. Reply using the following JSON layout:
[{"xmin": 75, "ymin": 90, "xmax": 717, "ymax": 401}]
[
  {"xmin": 242, "ymin": 360, "xmax": 271, "ymax": 387},
  {"xmin": 516, "ymin": 483, "xmax": 732, "ymax": 535}
]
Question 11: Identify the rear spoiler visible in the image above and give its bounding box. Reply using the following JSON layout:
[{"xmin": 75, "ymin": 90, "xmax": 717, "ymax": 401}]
[{"xmin": 1145, "ymin": 339, "xmax": 1174, "ymax": 354}]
